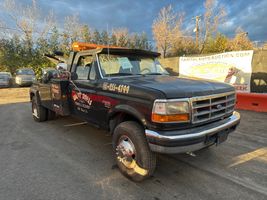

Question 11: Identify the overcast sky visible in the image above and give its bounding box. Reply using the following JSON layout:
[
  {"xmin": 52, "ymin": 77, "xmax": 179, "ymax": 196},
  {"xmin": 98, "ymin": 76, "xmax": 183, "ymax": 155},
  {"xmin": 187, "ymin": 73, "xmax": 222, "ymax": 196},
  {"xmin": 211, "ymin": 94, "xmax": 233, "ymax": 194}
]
[{"xmin": 1, "ymin": 0, "xmax": 266, "ymax": 44}]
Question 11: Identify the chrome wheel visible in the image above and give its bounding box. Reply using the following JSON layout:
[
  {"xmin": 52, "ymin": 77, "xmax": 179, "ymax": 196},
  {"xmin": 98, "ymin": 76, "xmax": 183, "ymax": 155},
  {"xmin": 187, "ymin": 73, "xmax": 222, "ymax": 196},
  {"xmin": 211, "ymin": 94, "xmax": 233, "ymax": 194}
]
[
  {"xmin": 32, "ymin": 101, "xmax": 39, "ymax": 118},
  {"xmin": 113, "ymin": 121, "xmax": 157, "ymax": 181},
  {"xmin": 116, "ymin": 135, "xmax": 136, "ymax": 168}
]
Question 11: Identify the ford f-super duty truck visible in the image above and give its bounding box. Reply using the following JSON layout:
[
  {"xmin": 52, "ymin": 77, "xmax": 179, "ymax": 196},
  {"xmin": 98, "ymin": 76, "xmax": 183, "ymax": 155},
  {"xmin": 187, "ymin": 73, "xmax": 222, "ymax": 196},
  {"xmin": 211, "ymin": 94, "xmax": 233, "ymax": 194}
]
[{"xmin": 30, "ymin": 42, "xmax": 240, "ymax": 181}]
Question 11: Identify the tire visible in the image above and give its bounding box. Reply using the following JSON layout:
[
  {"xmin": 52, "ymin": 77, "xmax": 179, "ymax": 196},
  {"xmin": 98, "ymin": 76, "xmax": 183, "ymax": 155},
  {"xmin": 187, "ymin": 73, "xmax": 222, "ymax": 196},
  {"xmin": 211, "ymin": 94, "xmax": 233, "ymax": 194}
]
[
  {"xmin": 47, "ymin": 109, "xmax": 56, "ymax": 120},
  {"xmin": 112, "ymin": 121, "xmax": 156, "ymax": 182},
  {"xmin": 31, "ymin": 95, "xmax": 47, "ymax": 122}
]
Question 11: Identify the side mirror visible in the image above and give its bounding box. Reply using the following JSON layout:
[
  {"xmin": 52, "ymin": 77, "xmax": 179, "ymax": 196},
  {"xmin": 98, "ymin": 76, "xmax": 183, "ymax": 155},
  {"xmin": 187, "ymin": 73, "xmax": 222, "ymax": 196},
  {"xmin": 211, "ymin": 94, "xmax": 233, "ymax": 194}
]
[
  {"xmin": 56, "ymin": 63, "xmax": 67, "ymax": 71},
  {"xmin": 70, "ymin": 72, "xmax": 78, "ymax": 80}
]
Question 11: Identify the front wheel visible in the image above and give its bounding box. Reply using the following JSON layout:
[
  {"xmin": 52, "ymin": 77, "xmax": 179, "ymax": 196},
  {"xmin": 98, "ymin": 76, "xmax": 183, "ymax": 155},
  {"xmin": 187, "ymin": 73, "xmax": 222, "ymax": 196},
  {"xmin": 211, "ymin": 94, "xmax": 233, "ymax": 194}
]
[{"xmin": 112, "ymin": 121, "xmax": 156, "ymax": 182}]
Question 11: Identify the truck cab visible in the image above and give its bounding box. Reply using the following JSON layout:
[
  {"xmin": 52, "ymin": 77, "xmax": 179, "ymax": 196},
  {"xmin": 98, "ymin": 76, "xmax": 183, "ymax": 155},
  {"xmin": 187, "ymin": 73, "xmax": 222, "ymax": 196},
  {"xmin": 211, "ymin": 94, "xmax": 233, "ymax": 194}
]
[{"xmin": 30, "ymin": 42, "xmax": 240, "ymax": 181}]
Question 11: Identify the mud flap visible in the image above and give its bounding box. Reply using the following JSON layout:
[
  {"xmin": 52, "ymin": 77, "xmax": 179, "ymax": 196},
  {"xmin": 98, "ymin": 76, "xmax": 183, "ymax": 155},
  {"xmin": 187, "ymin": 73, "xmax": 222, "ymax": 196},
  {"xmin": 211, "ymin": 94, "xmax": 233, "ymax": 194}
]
[{"xmin": 51, "ymin": 80, "xmax": 70, "ymax": 116}]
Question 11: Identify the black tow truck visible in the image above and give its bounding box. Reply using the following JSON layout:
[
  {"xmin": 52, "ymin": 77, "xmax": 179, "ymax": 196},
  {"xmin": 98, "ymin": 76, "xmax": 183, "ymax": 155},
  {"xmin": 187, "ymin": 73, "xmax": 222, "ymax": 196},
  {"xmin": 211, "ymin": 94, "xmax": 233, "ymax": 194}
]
[{"xmin": 30, "ymin": 42, "xmax": 241, "ymax": 181}]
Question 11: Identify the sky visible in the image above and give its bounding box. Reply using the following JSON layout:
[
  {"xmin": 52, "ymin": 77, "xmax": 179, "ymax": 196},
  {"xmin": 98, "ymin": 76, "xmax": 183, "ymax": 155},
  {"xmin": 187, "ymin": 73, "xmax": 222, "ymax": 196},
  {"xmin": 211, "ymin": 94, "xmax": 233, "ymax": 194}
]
[{"xmin": 0, "ymin": 0, "xmax": 266, "ymax": 45}]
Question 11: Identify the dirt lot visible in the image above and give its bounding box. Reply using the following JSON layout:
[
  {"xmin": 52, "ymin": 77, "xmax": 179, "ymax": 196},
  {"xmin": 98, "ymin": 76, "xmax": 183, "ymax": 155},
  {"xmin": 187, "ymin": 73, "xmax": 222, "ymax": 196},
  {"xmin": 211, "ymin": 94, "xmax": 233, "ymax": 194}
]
[
  {"xmin": 0, "ymin": 87, "xmax": 30, "ymax": 105},
  {"xmin": 0, "ymin": 88, "xmax": 266, "ymax": 200}
]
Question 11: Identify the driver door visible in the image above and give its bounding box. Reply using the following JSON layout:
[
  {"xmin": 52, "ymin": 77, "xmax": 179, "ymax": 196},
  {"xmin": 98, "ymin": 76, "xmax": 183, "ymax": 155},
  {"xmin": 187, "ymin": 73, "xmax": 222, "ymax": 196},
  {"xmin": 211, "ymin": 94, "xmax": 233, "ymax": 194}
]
[{"xmin": 70, "ymin": 53, "xmax": 99, "ymax": 124}]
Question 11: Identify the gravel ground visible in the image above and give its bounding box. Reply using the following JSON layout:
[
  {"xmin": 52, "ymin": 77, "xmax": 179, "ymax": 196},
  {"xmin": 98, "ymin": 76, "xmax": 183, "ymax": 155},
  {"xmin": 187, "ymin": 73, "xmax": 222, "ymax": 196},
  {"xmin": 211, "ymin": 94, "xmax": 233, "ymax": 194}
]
[{"xmin": 0, "ymin": 88, "xmax": 266, "ymax": 200}]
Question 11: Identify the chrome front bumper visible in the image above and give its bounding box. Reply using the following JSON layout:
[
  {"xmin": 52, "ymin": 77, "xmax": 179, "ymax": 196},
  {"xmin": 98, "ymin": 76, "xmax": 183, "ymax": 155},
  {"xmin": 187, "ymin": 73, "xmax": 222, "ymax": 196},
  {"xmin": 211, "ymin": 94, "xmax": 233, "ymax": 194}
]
[
  {"xmin": 145, "ymin": 111, "xmax": 241, "ymax": 154},
  {"xmin": 16, "ymin": 80, "xmax": 33, "ymax": 86}
]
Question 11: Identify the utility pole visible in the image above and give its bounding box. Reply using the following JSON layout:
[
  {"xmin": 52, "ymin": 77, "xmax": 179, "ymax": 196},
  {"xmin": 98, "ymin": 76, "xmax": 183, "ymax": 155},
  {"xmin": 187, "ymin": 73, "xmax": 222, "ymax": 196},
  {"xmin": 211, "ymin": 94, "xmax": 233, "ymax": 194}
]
[{"xmin": 192, "ymin": 15, "xmax": 201, "ymax": 48}]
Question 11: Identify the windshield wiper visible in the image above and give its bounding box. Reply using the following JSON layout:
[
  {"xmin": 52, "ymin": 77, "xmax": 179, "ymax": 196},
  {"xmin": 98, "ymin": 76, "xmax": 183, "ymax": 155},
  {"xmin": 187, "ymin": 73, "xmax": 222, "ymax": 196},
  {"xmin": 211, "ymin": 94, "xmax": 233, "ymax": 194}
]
[
  {"xmin": 144, "ymin": 72, "xmax": 164, "ymax": 75},
  {"xmin": 107, "ymin": 73, "xmax": 141, "ymax": 77}
]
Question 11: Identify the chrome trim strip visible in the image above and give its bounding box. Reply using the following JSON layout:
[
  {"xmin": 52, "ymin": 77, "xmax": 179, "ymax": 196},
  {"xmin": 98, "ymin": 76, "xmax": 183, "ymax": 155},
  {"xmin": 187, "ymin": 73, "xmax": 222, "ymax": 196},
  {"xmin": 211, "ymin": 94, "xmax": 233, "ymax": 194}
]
[
  {"xmin": 191, "ymin": 91, "xmax": 235, "ymax": 101},
  {"xmin": 153, "ymin": 98, "xmax": 190, "ymax": 103},
  {"xmin": 148, "ymin": 142, "xmax": 208, "ymax": 154},
  {"xmin": 96, "ymin": 54, "xmax": 104, "ymax": 79},
  {"xmin": 146, "ymin": 111, "xmax": 240, "ymax": 141}
]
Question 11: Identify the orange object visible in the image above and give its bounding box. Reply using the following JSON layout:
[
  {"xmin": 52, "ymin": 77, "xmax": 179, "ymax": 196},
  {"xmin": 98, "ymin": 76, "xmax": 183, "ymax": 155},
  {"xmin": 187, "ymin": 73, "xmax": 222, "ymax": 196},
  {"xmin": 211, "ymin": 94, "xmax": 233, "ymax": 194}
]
[
  {"xmin": 72, "ymin": 42, "xmax": 125, "ymax": 51},
  {"xmin": 151, "ymin": 113, "xmax": 189, "ymax": 123},
  {"xmin": 236, "ymin": 92, "xmax": 267, "ymax": 112}
]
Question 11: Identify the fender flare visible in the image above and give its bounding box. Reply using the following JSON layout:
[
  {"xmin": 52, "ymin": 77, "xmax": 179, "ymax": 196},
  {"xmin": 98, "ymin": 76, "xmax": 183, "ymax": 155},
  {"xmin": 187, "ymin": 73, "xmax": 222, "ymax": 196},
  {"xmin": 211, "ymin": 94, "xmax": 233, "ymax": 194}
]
[
  {"xmin": 29, "ymin": 89, "xmax": 41, "ymax": 105},
  {"xmin": 108, "ymin": 104, "xmax": 148, "ymax": 127}
]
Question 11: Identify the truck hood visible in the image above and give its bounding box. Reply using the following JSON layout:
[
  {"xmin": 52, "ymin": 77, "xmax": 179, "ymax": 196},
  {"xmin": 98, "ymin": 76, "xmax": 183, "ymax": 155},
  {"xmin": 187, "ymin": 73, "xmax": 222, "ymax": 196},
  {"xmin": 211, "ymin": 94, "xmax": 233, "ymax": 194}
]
[{"xmin": 120, "ymin": 75, "xmax": 235, "ymax": 98}]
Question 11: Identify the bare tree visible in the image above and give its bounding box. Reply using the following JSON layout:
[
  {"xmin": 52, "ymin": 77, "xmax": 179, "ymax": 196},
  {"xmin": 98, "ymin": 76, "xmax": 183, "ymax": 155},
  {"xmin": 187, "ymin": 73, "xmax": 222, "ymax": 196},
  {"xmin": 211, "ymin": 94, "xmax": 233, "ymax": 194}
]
[
  {"xmin": 200, "ymin": 0, "xmax": 226, "ymax": 52},
  {"xmin": 112, "ymin": 28, "xmax": 129, "ymax": 47},
  {"xmin": 62, "ymin": 15, "xmax": 93, "ymax": 51},
  {"xmin": 81, "ymin": 25, "xmax": 91, "ymax": 43},
  {"xmin": 64, "ymin": 15, "xmax": 82, "ymax": 43},
  {"xmin": 2, "ymin": 0, "xmax": 55, "ymax": 52},
  {"xmin": 152, "ymin": 5, "xmax": 183, "ymax": 58},
  {"xmin": 0, "ymin": 20, "xmax": 8, "ymax": 39},
  {"xmin": 227, "ymin": 27, "xmax": 253, "ymax": 51},
  {"xmin": 40, "ymin": 10, "xmax": 56, "ymax": 39}
]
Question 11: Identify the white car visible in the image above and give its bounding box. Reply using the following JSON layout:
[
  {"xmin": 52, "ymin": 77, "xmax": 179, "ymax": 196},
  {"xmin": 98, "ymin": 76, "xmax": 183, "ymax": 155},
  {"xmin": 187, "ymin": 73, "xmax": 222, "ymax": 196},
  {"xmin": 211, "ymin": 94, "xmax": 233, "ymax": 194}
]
[
  {"xmin": 0, "ymin": 72, "xmax": 12, "ymax": 87},
  {"xmin": 15, "ymin": 68, "xmax": 36, "ymax": 86}
]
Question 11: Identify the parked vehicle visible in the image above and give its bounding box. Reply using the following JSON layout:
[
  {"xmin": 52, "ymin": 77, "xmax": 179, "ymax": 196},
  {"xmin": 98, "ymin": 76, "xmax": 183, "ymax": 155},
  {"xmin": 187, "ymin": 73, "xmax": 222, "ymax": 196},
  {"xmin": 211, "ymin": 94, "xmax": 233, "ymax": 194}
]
[
  {"xmin": 30, "ymin": 42, "xmax": 241, "ymax": 181},
  {"xmin": 0, "ymin": 72, "xmax": 12, "ymax": 87},
  {"xmin": 15, "ymin": 68, "xmax": 36, "ymax": 86}
]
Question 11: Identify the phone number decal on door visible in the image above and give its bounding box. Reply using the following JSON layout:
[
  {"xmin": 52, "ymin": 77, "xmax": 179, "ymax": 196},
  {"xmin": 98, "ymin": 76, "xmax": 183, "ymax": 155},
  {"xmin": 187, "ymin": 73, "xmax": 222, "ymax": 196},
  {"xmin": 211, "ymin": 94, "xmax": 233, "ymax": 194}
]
[{"xmin": 102, "ymin": 82, "xmax": 130, "ymax": 94}]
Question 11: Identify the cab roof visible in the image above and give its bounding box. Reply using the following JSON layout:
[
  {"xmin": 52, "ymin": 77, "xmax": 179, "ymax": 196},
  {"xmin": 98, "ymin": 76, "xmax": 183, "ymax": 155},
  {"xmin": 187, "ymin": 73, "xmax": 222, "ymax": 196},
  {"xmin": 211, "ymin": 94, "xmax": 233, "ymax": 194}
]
[{"xmin": 99, "ymin": 48, "xmax": 160, "ymax": 57}]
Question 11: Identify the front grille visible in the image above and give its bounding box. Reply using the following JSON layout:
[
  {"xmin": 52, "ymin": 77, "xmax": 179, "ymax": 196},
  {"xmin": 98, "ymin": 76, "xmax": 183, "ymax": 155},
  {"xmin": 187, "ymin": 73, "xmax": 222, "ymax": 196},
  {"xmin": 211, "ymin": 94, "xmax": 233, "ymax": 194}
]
[{"xmin": 191, "ymin": 92, "xmax": 236, "ymax": 124}]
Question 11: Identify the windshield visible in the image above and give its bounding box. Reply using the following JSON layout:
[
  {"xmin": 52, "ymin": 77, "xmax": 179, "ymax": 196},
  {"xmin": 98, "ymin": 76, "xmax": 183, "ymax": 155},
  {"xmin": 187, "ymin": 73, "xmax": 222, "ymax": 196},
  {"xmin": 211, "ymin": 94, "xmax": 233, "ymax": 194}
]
[
  {"xmin": 16, "ymin": 69, "xmax": 35, "ymax": 75},
  {"xmin": 98, "ymin": 54, "xmax": 168, "ymax": 77}
]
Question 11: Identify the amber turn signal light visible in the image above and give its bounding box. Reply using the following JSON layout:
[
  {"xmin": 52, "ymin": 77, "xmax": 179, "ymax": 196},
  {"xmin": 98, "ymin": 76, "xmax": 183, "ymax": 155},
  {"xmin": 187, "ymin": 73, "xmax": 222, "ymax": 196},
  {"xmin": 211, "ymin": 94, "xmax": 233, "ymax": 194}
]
[{"xmin": 151, "ymin": 113, "xmax": 189, "ymax": 123}]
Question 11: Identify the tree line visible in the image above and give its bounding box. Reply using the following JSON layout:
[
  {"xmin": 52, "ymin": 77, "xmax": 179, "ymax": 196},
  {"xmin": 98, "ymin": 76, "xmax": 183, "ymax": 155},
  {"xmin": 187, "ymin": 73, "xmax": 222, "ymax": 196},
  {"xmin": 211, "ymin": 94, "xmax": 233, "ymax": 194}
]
[
  {"xmin": 0, "ymin": 0, "xmax": 262, "ymax": 75},
  {"xmin": 0, "ymin": 0, "xmax": 152, "ymax": 75},
  {"xmin": 0, "ymin": 25, "xmax": 152, "ymax": 75}
]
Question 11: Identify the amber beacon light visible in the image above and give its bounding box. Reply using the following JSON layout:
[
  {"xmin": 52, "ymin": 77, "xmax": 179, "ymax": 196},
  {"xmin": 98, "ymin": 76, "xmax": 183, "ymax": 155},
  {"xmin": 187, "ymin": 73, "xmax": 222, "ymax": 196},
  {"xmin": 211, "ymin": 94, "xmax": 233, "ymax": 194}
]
[{"xmin": 72, "ymin": 42, "xmax": 125, "ymax": 51}]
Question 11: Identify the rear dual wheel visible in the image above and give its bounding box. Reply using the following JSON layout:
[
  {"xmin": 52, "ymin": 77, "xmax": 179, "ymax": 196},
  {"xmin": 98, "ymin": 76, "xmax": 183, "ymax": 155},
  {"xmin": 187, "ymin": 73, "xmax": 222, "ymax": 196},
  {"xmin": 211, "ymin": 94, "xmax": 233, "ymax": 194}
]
[
  {"xmin": 31, "ymin": 96, "xmax": 56, "ymax": 122},
  {"xmin": 113, "ymin": 121, "xmax": 157, "ymax": 182},
  {"xmin": 32, "ymin": 96, "xmax": 47, "ymax": 122},
  {"xmin": 47, "ymin": 109, "xmax": 56, "ymax": 120}
]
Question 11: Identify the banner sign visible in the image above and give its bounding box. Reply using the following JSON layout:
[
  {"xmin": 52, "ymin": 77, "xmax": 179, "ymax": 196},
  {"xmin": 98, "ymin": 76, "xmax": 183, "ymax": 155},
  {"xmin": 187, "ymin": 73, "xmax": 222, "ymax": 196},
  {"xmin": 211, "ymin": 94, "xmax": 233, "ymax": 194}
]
[{"xmin": 179, "ymin": 50, "xmax": 254, "ymax": 92}]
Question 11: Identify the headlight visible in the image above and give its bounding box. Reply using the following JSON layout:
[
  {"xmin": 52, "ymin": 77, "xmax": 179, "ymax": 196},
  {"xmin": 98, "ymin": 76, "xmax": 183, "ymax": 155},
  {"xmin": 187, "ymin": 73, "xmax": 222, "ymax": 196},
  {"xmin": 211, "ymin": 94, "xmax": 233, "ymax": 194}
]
[{"xmin": 152, "ymin": 100, "xmax": 190, "ymax": 123}]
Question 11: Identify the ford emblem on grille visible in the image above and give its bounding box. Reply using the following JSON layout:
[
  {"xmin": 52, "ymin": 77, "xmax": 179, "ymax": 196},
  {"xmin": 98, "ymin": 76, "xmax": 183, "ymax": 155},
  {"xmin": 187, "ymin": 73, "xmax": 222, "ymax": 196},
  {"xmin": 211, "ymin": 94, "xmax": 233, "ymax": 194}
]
[{"xmin": 216, "ymin": 104, "xmax": 223, "ymax": 109}]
